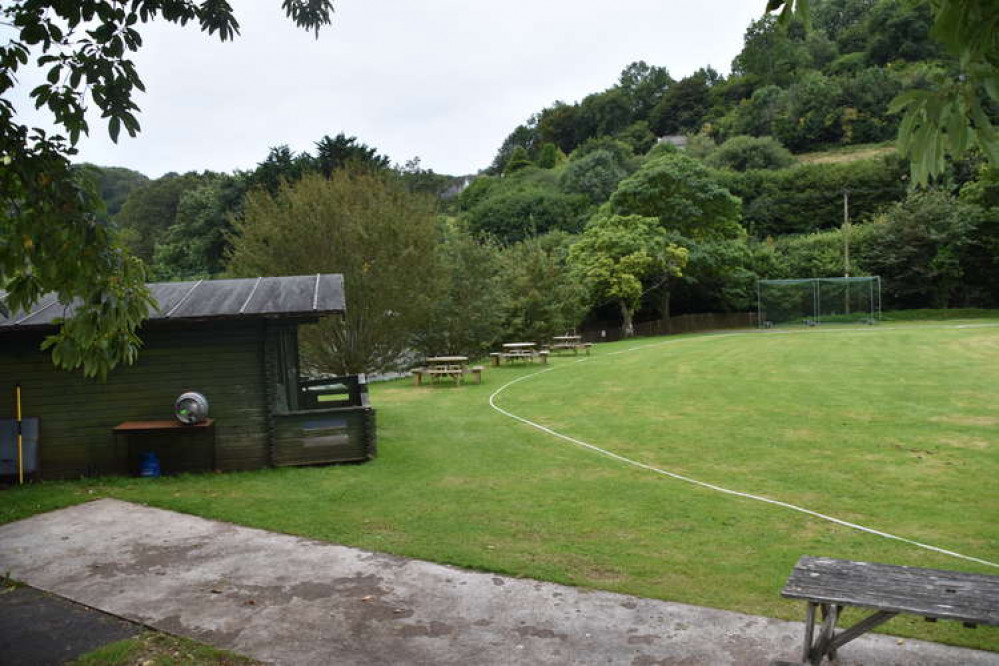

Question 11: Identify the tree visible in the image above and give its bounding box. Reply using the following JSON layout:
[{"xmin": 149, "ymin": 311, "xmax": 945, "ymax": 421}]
[
  {"xmin": 114, "ymin": 171, "xmax": 202, "ymax": 262},
  {"xmin": 617, "ymin": 61, "xmax": 674, "ymax": 119},
  {"xmin": 569, "ymin": 214, "xmax": 687, "ymax": 337},
  {"xmin": 577, "ymin": 88, "xmax": 634, "ymax": 141},
  {"xmin": 706, "ymin": 135, "xmax": 795, "ymax": 171},
  {"xmin": 313, "ymin": 133, "xmax": 390, "ymax": 176},
  {"xmin": 246, "ymin": 145, "xmax": 314, "ymax": 194},
  {"xmin": 465, "ymin": 185, "xmax": 589, "ymax": 244},
  {"xmin": 559, "ymin": 149, "xmax": 628, "ymax": 204},
  {"xmin": 859, "ymin": 190, "xmax": 976, "ymax": 309},
  {"xmin": 504, "ymin": 146, "xmax": 533, "ymax": 174},
  {"xmin": 152, "ymin": 173, "xmax": 248, "ymax": 280},
  {"xmin": 610, "ymin": 152, "xmax": 742, "ymax": 320},
  {"xmin": 610, "ymin": 153, "xmax": 743, "ymax": 241},
  {"xmin": 227, "ymin": 170, "xmax": 438, "ymax": 374},
  {"xmin": 535, "ymin": 142, "xmax": 567, "ymax": 169},
  {"xmin": 413, "ymin": 224, "xmax": 508, "ymax": 359},
  {"xmin": 501, "ymin": 232, "xmax": 588, "ymax": 341},
  {"xmin": 78, "ymin": 163, "xmax": 149, "ymax": 221},
  {"xmin": 731, "ymin": 14, "xmax": 813, "ymax": 87},
  {"xmin": 958, "ymin": 165, "xmax": 999, "ymax": 306},
  {"xmin": 765, "ymin": 0, "xmax": 999, "ymax": 185},
  {"xmin": 1, "ymin": 0, "xmax": 334, "ymax": 377},
  {"xmin": 490, "ymin": 122, "xmax": 540, "ymax": 174},
  {"xmin": 614, "ymin": 120, "xmax": 657, "ymax": 155},
  {"xmin": 772, "ymin": 71, "xmax": 844, "ymax": 150},
  {"xmin": 649, "ymin": 69, "xmax": 718, "ymax": 136}
]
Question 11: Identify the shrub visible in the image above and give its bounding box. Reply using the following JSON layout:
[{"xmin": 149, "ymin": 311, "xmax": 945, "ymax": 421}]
[{"xmin": 706, "ymin": 135, "xmax": 794, "ymax": 171}]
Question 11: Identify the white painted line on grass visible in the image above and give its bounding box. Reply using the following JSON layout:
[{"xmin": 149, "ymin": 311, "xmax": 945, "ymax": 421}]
[{"xmin": 489, "ymin": 325, "xmax": 999, "ymax": 569}]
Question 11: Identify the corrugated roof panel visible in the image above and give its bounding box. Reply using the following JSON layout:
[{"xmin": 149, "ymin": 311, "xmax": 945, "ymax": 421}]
[
  {"xmin": 317, "ymin": 274, "xmax": 346, "ymax": 313},
  {"xmin": 242, "ymin": 275, "xmax": 316, "ymax": 315},
  {"xmin": 0, "ymin": 274, "xmax": 345, "ymax": 332},
  {"xmin": 148, "ymin": 281, "xmax": 200, "ymax": 317},
  {"xmin": 8, "ymin": 293, "xmax": 76, "ymax": 327},
  {"xmin": 167, "ymin": 278, "xmax": 258, "ymax": 319}
]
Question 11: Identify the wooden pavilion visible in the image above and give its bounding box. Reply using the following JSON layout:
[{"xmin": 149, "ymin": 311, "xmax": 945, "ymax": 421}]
[{"xmin": 0, "ymin": 275, "xmax": 376, "ymax": 479}]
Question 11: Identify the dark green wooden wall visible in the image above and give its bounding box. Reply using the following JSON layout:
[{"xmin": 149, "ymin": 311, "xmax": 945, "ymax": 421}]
[
  {"xmin": 0, "ymin": 320, "xmax": 276, "ymax": 479},
  {"xmin": 272, "ymin": 408, "xmax": 376, "ymax": 467}
]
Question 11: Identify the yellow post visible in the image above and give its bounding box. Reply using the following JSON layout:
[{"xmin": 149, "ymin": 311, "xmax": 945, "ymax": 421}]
[{"xmin": 15, "ymin": 383, "xmax": 23, "ymax": 485}]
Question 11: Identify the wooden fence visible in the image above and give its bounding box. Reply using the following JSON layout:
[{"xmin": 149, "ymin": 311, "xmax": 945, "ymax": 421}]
[{"xmin": 580, "ymin": 312, "xmax": 757, "ymax": 343}]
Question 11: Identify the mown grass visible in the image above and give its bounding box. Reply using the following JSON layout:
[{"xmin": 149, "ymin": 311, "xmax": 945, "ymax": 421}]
[
  {"xmin": 3, "ymin": 320, "xmax": 998, "ymax": 651},
  {"xmin": 71, "ymin": 631, "xmax": 258, "ymax": 665}
]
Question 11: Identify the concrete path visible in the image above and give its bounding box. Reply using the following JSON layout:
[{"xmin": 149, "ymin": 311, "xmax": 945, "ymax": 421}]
[{"xmin": 0, "ymin": 499, "xmax": 995, "ymax": 666}]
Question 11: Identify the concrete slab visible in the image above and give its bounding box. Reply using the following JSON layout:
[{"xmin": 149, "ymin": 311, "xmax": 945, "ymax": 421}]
[{"xmin": 0, "ymin": 499, "xmax": 995, "ymax": 666}]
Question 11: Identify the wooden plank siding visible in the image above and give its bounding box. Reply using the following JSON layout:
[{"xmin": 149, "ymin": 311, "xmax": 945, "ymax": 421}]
[
  {"xmin": 0, "ymin": 320, "xmax": 272, "ymax": 479},
  {"xmin": 271, "ymin": 407, "xmax": 376, "ymax": 467}
]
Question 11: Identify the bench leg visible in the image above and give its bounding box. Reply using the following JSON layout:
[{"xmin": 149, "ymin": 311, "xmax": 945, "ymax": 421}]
[
  {"xmin": 802, "ymin": 602, "xmax": 816, "ymax": 664},
  {"xmin": 815, "ymin": 604, "xmax": 838, "ymax": 664},
  {"xmin": 414, "ymin": 373, "xmax": 422, "ymax": 387}
]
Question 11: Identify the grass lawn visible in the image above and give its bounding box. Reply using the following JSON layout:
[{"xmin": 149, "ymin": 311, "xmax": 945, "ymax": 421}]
[
  {"xmin": 3, "ymin": 320, "xmax": 998, "ymax": 651},
  {"xmin": 71, "ymin": 631, "xmax": 258, "ymax": 665}
]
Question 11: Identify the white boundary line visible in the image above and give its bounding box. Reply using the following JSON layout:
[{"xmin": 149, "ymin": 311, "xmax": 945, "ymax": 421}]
[{"xmin": 488, "ymin": 324, "xmax": 999, "ymax": 569}]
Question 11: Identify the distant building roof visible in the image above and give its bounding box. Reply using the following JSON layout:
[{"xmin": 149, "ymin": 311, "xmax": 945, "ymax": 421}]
[
  {"xmin": 658, "ymin": 135, "xmax": 688, "ymax": 148},
  {"xmin": 0, "ymin": 274, "xmax": 345, "ymax": 332}
]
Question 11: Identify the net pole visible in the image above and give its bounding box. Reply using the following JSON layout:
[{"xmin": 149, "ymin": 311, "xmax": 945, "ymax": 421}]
[
  {"xmin": 814, "ymin": 279, "xmax": 820, "ymax": 325},
  {"xmin": 756, "ymin": 280, "xmax": 763, "ymax": 329},
  {"xmin": 869, "ymin": 278, "xmax": 874, "ymax": 323},
  {"xmin": 877, "ymin": 276, "xmax": 882, "ymax": 321}
]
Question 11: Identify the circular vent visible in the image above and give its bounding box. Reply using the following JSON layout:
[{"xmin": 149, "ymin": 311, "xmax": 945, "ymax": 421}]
[{"xmin": 175, "ymin": 392, "xmax": 209, "ymax": 425}]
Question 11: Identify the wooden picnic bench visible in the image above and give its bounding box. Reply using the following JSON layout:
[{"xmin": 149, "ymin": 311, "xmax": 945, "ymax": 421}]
[
  {"xmin": 778, "ymin": 556, "xmax": 999, "ymax": 665},
  {"xmin": 413, "ymin": 356, "xmax": 483, "ymax": 386},
  {"xmin": 490, "ymin": 343, "xmax": 548, "ymax": 366},
  {"xmin": 549, "ymin": 335, "xmax": 593, "ymax": 356}
]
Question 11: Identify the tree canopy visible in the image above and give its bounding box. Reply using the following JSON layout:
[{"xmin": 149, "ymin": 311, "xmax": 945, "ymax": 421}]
[
  {"xmin": 569, "ymin": 214, "xmax": 688, "ymax": 337},
  {"xmin": 765, "ymin": 0, "xmax": 999, "ymax": 184},
  {"xmin": 1, "ymin": 0, "xmax": 335, "ymax": 377}
]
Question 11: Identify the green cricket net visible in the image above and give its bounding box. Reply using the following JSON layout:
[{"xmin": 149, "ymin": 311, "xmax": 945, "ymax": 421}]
[{"xmin": 757, "ymin": 277, "xmax": 881, "ymax": 328}]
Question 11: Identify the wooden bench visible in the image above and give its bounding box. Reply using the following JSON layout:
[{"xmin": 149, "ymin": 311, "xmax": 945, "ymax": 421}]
[
  {"xmin": 492, "ymin": 350, "xmax": 546, "ymax": 365},
  {"xmin": 549, "ymin": 342, "xmax": 592, "ymax": 356},
  {"xmin": 413, "ymin": 365, "xmax": 483, "ymax": 385},
  {"xmin": 778, "ymin": 556, "xmax": 999, "ymax": 665}
]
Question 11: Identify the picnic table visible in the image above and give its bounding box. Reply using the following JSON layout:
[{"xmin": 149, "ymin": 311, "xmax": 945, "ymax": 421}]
[
  {"xmin": 491, "ymin": 342, "xmax": 548, "ymax": 366},
  {"xmin": 549, "ymin": 335, "xmax": 592, "ymax": 356},
  {"xmin": 412, "ymin": 356, "xmax": 483, "ymax": 385},
  {"xmin": 779, "ymin": 556, "xmax": 999, "ymax": 665}
]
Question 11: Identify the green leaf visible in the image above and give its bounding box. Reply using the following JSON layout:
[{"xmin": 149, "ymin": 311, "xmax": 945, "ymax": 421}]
[{"xmin": 888, "ymin": 90, "xmax": 925, "ymax": 115}]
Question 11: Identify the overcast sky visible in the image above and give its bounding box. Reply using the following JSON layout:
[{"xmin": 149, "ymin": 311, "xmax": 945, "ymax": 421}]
[{"xmin": 11, "ymin": 1, "xmax": 764, "ymax": 178}]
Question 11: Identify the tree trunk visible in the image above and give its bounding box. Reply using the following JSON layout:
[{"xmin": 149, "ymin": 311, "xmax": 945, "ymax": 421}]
[
  {"xmin": 660, "ymin": 285, "xmax": 672, "ymax": 335},
  {"xmin": 619, "ymin": 300, "xmax": 635, "ymax": 338}
]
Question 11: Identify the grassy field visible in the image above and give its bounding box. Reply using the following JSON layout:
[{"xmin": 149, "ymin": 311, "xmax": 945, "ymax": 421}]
[
  {"xmin": 3, "ymin": 320, "xmax": 998, "ymax": 651},
  {"xmin": 795, "ymin": 141, "xmax": 896, "ymax": 164}
]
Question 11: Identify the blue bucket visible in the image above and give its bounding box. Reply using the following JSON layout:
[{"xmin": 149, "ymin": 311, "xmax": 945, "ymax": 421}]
[{"xmin": 139, "ymin": 451, "xmax": 161, "ymax": 478}]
